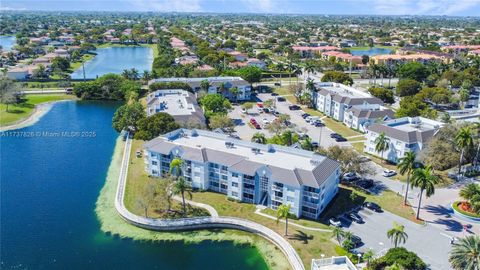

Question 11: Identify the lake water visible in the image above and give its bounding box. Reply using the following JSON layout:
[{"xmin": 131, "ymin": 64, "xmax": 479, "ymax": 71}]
[
  {"xmin": 0, "ymin": 36, "xmax": 16, "ymax": 51},
  {"xmin": 71, "ymin": 46, "xmax": 153, "ymax": 79},
  {"xmin": 0, "ymin": 101, "xmax": 268, "ymax": 270},
  {"xmin": 350, "ymin": 47, "xmax": 392, "ymax": 56}
]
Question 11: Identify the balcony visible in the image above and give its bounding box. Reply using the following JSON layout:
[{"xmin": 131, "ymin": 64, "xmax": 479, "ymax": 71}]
[
  {"xmin": 272, "ymin": 195, "xmax": 283, "ymax": 202},
  {"xmin": 302, "ymin": 201, "xmax": 319, "ymax": 209},
  {"xmin": 303, "ymin": 191, "xmax": 320, "ymax": 199},
  {"xmin": 272, "ymin": 185, "xmax": 283, "ymax": 192}
]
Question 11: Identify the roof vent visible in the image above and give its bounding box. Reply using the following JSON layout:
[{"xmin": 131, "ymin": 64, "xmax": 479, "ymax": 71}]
[{"xmin": 225, "ymin": 142, "xmax": 234, "ymax": 148}]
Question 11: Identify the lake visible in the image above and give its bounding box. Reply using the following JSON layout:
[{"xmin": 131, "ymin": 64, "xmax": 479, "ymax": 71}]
[
  {"xmin": 0, "ymin": 101, "xmax": 268, "ymax": 269},
  {"xmin": 350, "ymin": 47, "xmax": 392, "ymax": 56},
  {"xmin": 0, "ymin": 35, "xmax": 16, "ymax": 51},
  {"xmin": 71, "ymin": 46, "xmax": 153, "ymax": 79}
]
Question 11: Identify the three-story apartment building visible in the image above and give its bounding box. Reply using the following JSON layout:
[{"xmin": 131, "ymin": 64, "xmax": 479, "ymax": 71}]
[{"xmin": 144, "ymin": 129, "xmax": 341, "ymax": 219}]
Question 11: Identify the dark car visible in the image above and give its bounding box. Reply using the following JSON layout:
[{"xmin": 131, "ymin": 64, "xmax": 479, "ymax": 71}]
[
  {"xmin": 364, "ymin": 202, "xmax": 382, "ymax": 212},
  {"xmin": 356, "ymin": 179, "xmax": 374, "ymax": 189},
  {"xmin": 289, "ymin": 105, "xmax": 301, "ymax": 110},
  {"xmin": 330, "ymin": 133, "xmax": 341, "ymax": 138},
  {"xmin": 341, "ymin": 234, "xmax": 362, "ymax": 248},
  {"xmin": 301, "ymin": 113, "xmax": 310, "ymax": 119},
  {"xmin": 349, "ymin": 212, "xmax": 364, "ymax": 223},
  {"xmin": 314, "ymin": 121, "xmax": 325, "ymax": 127},
  {"xmin": 335, "ymin": 136, "xmax": 347, "ymax": 142},
  {"xmin": 311, "ymin": 142, "xmax": 319, "ymax": 148},
  {"xmin": 271, "ymin": 92, "xmax": 279, "ymax": 96},
  {"xmin": 277, "ymin": 97, "xmax": 286, "ymax": 102}
]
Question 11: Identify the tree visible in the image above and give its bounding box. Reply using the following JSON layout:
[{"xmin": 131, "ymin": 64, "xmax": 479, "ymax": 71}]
[
  {"xmin": 319, "ymin": 145, "xmax": 374, "ymax": 177},
  {"xmin": 237, "ymin": 66, "xmax": 262, "ymax": 83},
  {"xmin": 0, "ymin": 77, "xmax": 19, "ymax": 112},
  {"xmin": 368, "ymin": 87, "xmax": 395, "ymax": 104},
  {"xmin": 135, "ymin": 180, "xmax": 156, "ymax": 218},
  {"xmin": 332, "ymin": 226, "xmax": 345, "ymax": 244},
  {"xmin": 200, "ymin": 94, "xmax": 231, "ymax": 114},
  {"xmin": 396, "ymin": 79, "xmax": 421, "ymax": 97},
  {"xmin": 455, "ymin": 127, "xmax": 474, "ymax": 176},
  {"xmin": 208, "ymin": 114, "xmax": 234, "ymax": 131},
  {"xmin": 449, "ymin": 236, "xmax": 480, "ymax": 270},
  {"xmin": 387, "ymin": 222, "xmax": 408, "ymax": 248},
  {"xmin": 398, "ymin": 152, "xmax": 421, "ymax": 205},
  {"xmin": 276, "ymin": 204, "xmax": 291, "ymax": 236},
  {"xmin": 369, "ymin": 247, "xmax": 426, "ymax": 270},
  {"xmin": 200, "ymin": 79, "xmax": 210, "ymax": 92},
  {"xmin": 459, "ymin": 88, "xmax": 470, "ymax": 108},
  {"xmin": 411, "ymin": 166, "xmax": 438, "ymax": 220},
  {"xmin": 396, "ymin": 96, "xmax": 436, "ymax": 119},
  {"xmin": 398, "ymin": 62, "xmax": 429, "ymax": 82},
  {"xmin": 134, "ymin": 113, "xmax": 180, "ymax": 141},
  {"xmin": 229, "ymin": 86, "xmax": 239, "ymax": 102},
  {"xmin": 51, "ymin": 56, "xmax": 70, "ymax": 71},
  {"xmin": 251, "ymin": 132, "xmax": 267, "ymax": 144},
  {"xmin": 111, "ymin": 102, "xmax": 145, "ymax": 132},
  {"xmin": 375, "ymin": 132, "xmax": 390, "ymax": 161},
  {"xmin": 172, "ymin": 177, "xmax": 193, "ymax": 216},
  {"xmin": 321, "ymin": 71, "xmax": 353, "ymax": 85},
  {"xmin": 169, "ymin": 158, "xmax": 184, "ymax": 179}
]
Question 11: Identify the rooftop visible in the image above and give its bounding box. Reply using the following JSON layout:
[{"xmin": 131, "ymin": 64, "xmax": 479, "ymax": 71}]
[
  {"xmin": 312, "ymin": 256, "xmax": 357, "ymax": 270},
  {"xmin": 367, "ymin": 117, "xmax": 444, "ymax": 143}
]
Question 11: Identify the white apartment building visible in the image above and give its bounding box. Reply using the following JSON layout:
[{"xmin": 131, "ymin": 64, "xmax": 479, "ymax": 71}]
[
  {"xmin": 364, "ymin": 117, "xmax": 444, "ymax": 163},
  {"xmin": 313, "ymin": 82, "xmax": 384, "ymax": 122},
  {"xmin": 149, "ymin": 76, "xmax": 252, "ymax": 101},
  {"xmin": 144, "ymin": 129, "xmax": 341, "ymax": 219},
  {"xmin": 344, "ymin": 105, "xmax": 395, "ymax": 132}
]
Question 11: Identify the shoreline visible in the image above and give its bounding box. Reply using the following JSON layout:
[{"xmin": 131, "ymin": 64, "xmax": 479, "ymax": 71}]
[
  {"xmin": 95, "ymin": 137, "xmax": 289, "ymax": 270},
  {"xmin": 0, "ymin": 100, "xmax": 72, "ymax": 132}
]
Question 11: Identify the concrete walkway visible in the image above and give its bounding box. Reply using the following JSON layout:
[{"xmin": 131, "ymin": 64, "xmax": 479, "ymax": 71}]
[
  {"xmin": 115, "ymin": 136, "xmax": 305, "ymax": 270},
  {"xmin": 254, "ymin": 208, "xmax": 332, "ymax": 232},
  {"xmin": 172, "ymin": 195, "xmax": 219, "ymax": 217}
]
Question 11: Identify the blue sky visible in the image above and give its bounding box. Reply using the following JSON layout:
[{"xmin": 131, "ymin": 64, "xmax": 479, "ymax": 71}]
[{"xmin": 2, "ymin": 0, "xmax": 480, "ymax": 16}]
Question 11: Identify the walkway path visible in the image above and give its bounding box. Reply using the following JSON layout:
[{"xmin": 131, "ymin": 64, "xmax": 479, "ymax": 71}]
[
  {"xmin": 115, "ymin": 136, "xmax": 305, "ymax": 270},
  {"xmin": 254, "ymin": 208, "xmax": 332, "ymax": 232},
  {"xmin": 172, "ymin": 195, "xmax": 219, "ymax": 217}
]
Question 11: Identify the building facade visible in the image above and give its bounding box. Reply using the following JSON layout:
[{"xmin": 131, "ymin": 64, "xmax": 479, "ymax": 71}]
[
  {"xmin": 364, "ymin": 117, "xmax": 443, "ymax": 163},
  {"xmin": 144, "ymin": 129, "xmax": 341, "ymax": 219},
  {"xmin": 149, "ymin": 76, "xmax": 252, "ymax": 101}
]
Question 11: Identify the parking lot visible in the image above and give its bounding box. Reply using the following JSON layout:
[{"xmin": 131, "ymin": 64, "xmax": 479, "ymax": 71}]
[
  {"xmin": 228, "ymin": 93, "xmax": 350, "ymax": 148},
  {"xmin": 340, "ymin": 207, "xmax": 453, "ymax": 270}
]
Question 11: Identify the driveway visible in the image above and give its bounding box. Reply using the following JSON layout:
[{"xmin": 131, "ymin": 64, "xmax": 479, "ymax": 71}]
[{"xmin": 344, "ymin": 207, "xmax": 453, "ymax": 270}]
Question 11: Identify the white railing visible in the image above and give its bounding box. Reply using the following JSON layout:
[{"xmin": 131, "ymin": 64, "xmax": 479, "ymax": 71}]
[
  {"xmin": 115, "ymin": 135, "xmax": 305, "ymax": 270},
  {"xmin": 311, "ymin": 256, "xmax": 357, "ymax": 270}
]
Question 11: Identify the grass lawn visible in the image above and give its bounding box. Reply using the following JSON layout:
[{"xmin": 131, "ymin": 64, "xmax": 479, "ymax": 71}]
[
  {"xmin": 124, "ymin": 139, "xmax": 210, "ymax": 218},
  {"xmin": 272, "ymin": 87, "xmax": 294, "ymax": 96},
  {"xmin": 347, "ymin": 136, "xmax": 366, "ymax": 142},
  {"xmin": 70, "ymin": 54, "xmax": 95, "ymax": 71},
  {"xmin": 319, "ymin": 186, "xmax": 419, "ymax": 224},
  {"xmin": 0, "ymin": 94, "xmax": 77, "ymax": 126},
  {"xmin": 190, "ymin": 191, "xmax": 338, "ymax": 267},
  {"xmin": 350, "ymin": 142, "xmax": 365, "ymax": 153},
  {"xmin": 322, "ymin": 117, "xmax": 362, "ymax": 137}
]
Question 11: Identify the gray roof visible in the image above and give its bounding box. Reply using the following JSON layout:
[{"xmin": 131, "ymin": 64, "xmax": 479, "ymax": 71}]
[
  {"xmin": 366, "ymin": 123, "xmax": 437, "ymax": 143},
  {"xmin": 348, "ymin": 107, "xmax": 395, "ymax": 119}
]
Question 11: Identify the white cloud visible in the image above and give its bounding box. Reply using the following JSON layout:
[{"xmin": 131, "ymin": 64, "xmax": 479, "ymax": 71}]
[
  {"xmin": 0, "ymin": 6, "xmax": 26, "ymax": 11},
  {"xmin": 129, "ymin": 0, "xmax": 202, "ymax": 12},
  {"xmin": 373, "ymin": 0, "xmax": 480, "ymax": 15}
]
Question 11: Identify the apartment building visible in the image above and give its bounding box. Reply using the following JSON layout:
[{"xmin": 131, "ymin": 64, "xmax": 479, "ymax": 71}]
[
  {"xmin": 313, "ymin": 82, "xmax": 383, "ymax": 122},
  {"xmin": 149, "ymin": 76, "xmax": 252, "ymax": 101},
  {"xmin": 144, "ymin": 129, "xmax": 341, "ymax": 219},
  {"xmin": 344, "ymin": 105, "xmax": 395, "ymax": 132},
  {"xmin": 364, "ymin": 117, "xmax": 444, "ymax": 163}
]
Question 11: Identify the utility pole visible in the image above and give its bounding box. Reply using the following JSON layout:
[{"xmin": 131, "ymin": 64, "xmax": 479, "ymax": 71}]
[{"xmin": 82, "ymin": 62, "xmax": 86, "ymax": 82}]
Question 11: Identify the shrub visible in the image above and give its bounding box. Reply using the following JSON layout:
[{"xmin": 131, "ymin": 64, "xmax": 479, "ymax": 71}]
[{"xmin": 369, "ymin": 247, "xmax": 426, "ymax": 270}]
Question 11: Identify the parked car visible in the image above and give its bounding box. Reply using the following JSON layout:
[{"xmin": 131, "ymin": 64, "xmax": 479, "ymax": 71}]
[
  {"xmin": 382, "ymin": 169, "xmax": 397, "ymax": 177},
  {"xmin": 277, "ymin": 97, "xmax": 286, "ymax": 102},
  {"xmin": 340, "ymin": 234, "xmax": 362, "ymax": 248},
  {"xmin": 329, "ymin": 217, "xmax": 342, "ymax": 227},
  {"xmin": 311, "ymin": 142, "xmax": 319, "ymax": 148},
  {"xmin": 274, "ymin": 82, "xmax": 281, "ymax": 86},
  {"xmin": 289, "ymin": 105, "xmax": 300, "ymax": 110},
  {"xmin": 330, "ymin": 133, "xmax": 341, "ymax": 138},
  {"xmin": 262, "ymin": 118, "xmax": 270, "ymax": 125},
  {"xmin": 301, "ymin": 113, "xmax": 310, "ymax": 119},
  {"xmin": 272, "ymin": 111, "xmax": 280, "ymax": 116},
  {"xmin": 271, "ymin": 92, "xmax": 279, "ymax": 96},
  {"xmin": 250, "ymin": 118, "xmax": 257, "ymax": 125},
  {"xmin": 359, "ymin": 156, "xmax": 370, "ymax": 163},
  {"xmin": 305, "ymin": 116, "xmax": 313, "ymax": 123},
  {"xmin": 297, "ymin": 132, "xmax": 309, "ymax": 139},
  {"xmin": 335, "ymin": 136, "xmax": 347, "ymax": 142},
  {"xmin": 356, "ymin": 179, "xmax": 374, "ymax": 189},
  {"xmin": 342, "ymin": 172, "xmax": 359, "ymax": 182},
  {"xmin": 363, "ymin": 202, "xmax": 382, "ymax": 212},
  {"xmin": 315, "ymin": 121, "xmax": 325, "ymax": 127},
  {"xmin": 263, "ymin": 108, "xmax": 270, "ymax": 113},
  {"xmin": 348, "ymin": 212, "xmax": 364, "ymax": 223}
]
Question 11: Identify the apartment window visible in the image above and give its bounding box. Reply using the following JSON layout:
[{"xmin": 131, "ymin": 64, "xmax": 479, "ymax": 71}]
[
  {"xmin": 152, "ymin": 170, "xmax": 158, "ymax": 175},
  {"xmin": 220, "ymin": 183, "xmax": 228, "ymax": 190},
  {"xmin": 232, "ymin": 172, "xmax": 239, "ymax": 178},
  {"xmin": 221, "ymin": 175, "xmax": 228, "ymax": 180},
  {"xmin": 152, "ymin": 161, "xmax": 158, "ymax": 165},
  {"xmin": 232, "ymin": 191, "xmax": 238, "ymax": 197},
  {"xmin": 231, "ymin": 182, "xmax": 239, "ymax": 187}
]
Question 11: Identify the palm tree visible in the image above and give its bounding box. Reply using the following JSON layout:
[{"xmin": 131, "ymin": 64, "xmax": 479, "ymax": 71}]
[
  {"xmin": 460, "ymin": 183, "xmax": 480, "ymax": 202},
  {"xmin": 229, "ymin": 86, "xmax": 239, "ymax": 103},
  {"xmin": 369, "ymin": 63, "xmax": 379, "ymax": 85},
  {"xmin": 374, "ymin": 132, "xmax": 390, "ymax": 162},
  {"xmin": 169, "ymin": 158, "xmax": 184, "ymax": 179},
  {"xmin": 276, "ymin": 204, "xmax": 291, "ymax": 236},
  {"xmin": 398, "ymin": 151, "xmax": 421, "ymax": 205},
  {"xmin": 455, "ymin": 127, "xmax": 474, "ymax": 177},
  {"xmin": 172, "ymin": 177, "xmax": 192, "ymax": 216},
  {"xmin": 122, "ymin": 69, "xmax": 131, "ymax": 80},
  {"xmin": 387, "ymin": 222, "xmax": 408, "ymax": 248},
  {"xmin": 287, "ymin": 62, "xmax": 296, "ymax": 85},
  {"xmin": 251, "ymin": 132, "xmax": 267, "ymax": 144},
  {"xmin": 130, "ymin": 68, "xmax": 139, "ymax": 80},
  {"xmin": 304, "ymin": 62, "xmax": 316, "ymax": 79},
  {"xmin": 306, "ymin": 79, "xmax": 316, "ymax": 107},
  {"xmin": 449, "ymin": 235, "xmax": 480, "ymax": 270},
  {"xmin": 142, "ymin": 70, "xmax": 150, "ymax": 84},
  {"xmin": 411, "ymin": 166, "xmax": 438, "ymax": 220},
  {"xmin": 332, "ymin": 226, "xmax": 345, "ymax": 244},
  {"xmin": 293, "ymin": 65, "xmax": 303, "ymax": 84}
]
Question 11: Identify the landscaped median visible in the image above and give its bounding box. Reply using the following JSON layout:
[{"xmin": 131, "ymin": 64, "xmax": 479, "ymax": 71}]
[
  {"xmin": 452, "ymin": 201, "xmax": 480, "ymax": 222},
  {"xmin": 95, "ymin": 138, "xmax": 291, "ymax": 270}
]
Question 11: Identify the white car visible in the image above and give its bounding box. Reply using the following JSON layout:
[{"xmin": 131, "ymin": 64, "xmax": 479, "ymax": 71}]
[
  {"xmin": 342, "ymin": 172, "xmax": 358, "ymax": 181},
  {"xmin": 262, "ymin": 118, "xmax": 270, "ymax": 125},
  {"xmin": 382, "ymin": 169, "xmax": 397, "ymax": 177},
  {"xmin": 329, "ymin": 217, "xmax": 342, "ymax": 227}
]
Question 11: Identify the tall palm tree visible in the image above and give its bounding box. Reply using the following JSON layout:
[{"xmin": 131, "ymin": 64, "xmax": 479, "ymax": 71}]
[
  {"xmin": 398, "ymin": 151, "xmax": 421, "ymax": 205},
  {"xmin": 374, "ymin": 132, "xmax": 390, "ymax": 162},
  {"xmin": 172, "ymin": 177, "xmax": 192, "ymax": 216},
  {"xmin": 293, "ymin": 65, "xmax": 303, "ymax": 84},
  {"xmin": 305, "ymin": 62, "xmax": 316, "ymax": 79},
  {"xmin": 122, "ymin": 69, "xmax": 131, "ymax": 80},
  {"xmin": 387, "ymin": 222, "xmax": 408, "ymax": 248},
  {"xmin": 306, "ymin": 78, "xmax": 316, "ymax": 107},
  {"xmin": 130, "ymin": 68, "xmax": 139, "ymax": 80},
  {"xmin": 276, "ymin": 204, "xmax": 291, "ymax": 236},
  {"xmin": 455, "ymin": 127, "xmax": 474, "ymax": 176},
  {"xmin": 142, "ymin": 70, "xmax": 150, "ymax": 84},
  {"xmin": 251, "ymin": 132, "xmax": 267, "ymax": 144},
  {"xmin": 169, "ymin": 158, "xmax": 184, "ymax": 179},
  {"xmin": 332, "ymin": 226, "xmax": 345, "ymax": 244},
  {"xmin": 449, "ymin": 235, "xmax": 480, "ymax": 270},
  {"xmin": 411, "ymin": 166, "xmax": 438, "ymax": 220}
]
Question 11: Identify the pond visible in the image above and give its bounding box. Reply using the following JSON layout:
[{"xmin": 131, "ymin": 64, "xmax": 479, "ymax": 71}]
[
  {"xmin": 350, "ymin": 47, "xmax": 392, "ymax": 56},
  {"xmin": 0, "ymin": 35, "xmax": 16, "ymax": 51},
  {"xmin": 71, "ymin": 46, "xmax": 153, "ymax": 79},
  {"xmin": 0, "ymin": 101, "xmax": 269, "ymax": 270}
]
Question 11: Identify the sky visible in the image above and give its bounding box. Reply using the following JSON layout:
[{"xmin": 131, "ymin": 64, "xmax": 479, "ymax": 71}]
[{"xmin": 1, "ymin": 0, "xmax": 480, "ymax": 16}]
